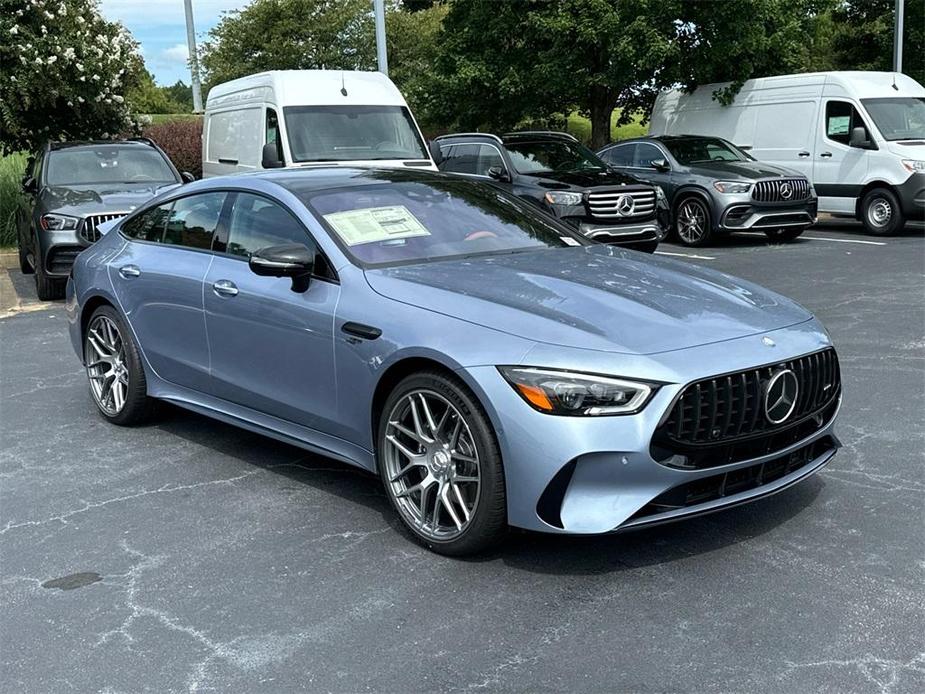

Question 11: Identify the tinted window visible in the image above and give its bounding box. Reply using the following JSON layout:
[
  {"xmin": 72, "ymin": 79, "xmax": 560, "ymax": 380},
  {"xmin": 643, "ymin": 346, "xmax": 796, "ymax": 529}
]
[
  {"xmin": 302, "ymin": 180, "xmax": 583, "ymax": 267},
  {"xmin": 224, "ymin": 193, "xmax": 311, "ymax": 258},
  {"xmin": 600, "ymin": 145, "xmax": 634, "ymax": 167},
  {"xmin": 634, "ymin": 143, "xmax": 664, "ymax": 169},
  {"xmin": 45, "ymin": 145, "xmax": 177, "ymax": 186},
  {"xmin": 505, "ymin": 139, "xmax": 608, "ymax": 174},
  {"xmin": 266, "ymin": 108, "xmax": 283, "ymax": 162},
  {"xmin": 440, "ymin": 143, "xmax": 504, "ymax": 177},
  {"xmin": 121, "ymin": 203, "xmax": 173, "ymax": 242},
  {"xmin": 283, "ymin": 105, "xmax": 427, "ymax": 162},
  {"xmin": 825, "ymin": 101, "xmax": 869, "ymax": 145},
  {"xmin": 660, "ymin": 137, "xmax": 749, "ymax": 165},
  {"xmin": 162, "ymin": 193, "xmax": 226, "ymax": 250}
]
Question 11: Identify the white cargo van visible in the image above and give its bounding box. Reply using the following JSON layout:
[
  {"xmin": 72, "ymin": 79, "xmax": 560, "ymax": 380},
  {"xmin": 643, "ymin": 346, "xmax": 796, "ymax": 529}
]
[
  {"xmin": 202, "ymin": 70, "xmax": 436, "ymax": 178},
  {"xmin": 649, "ymin": 72, "xmax": 925, "ymax": 235}
]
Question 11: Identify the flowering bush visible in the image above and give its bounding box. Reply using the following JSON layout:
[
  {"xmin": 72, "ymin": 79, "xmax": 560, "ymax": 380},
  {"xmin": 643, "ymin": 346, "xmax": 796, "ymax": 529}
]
[
  {"xmin": 0, "ymin": 0, "xmax": 143, "ymax": 154},
  {"xmin": 142, "ymin": 118, "xmax": 203, "ymax": 180}
]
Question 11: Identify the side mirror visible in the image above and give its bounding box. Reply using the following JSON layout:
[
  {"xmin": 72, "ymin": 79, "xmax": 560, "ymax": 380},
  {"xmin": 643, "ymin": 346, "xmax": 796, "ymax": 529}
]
[
  {"xmin": 428, "ymin": 140, "xmax": 444, "ymax": 166},
  {"xmin": 262, "ymin": 142, "xmax": 284, "ymax": 169},
  {"xmin": 651, "ymin": 158, "xmax": 670, "ymax": 172},
  {"xmin": 487, "ymin": 165, "xmax": 510, "ymax": 182},
  {"xmin": 21, "ymin": 176, "xmax": 37, "ymax": 194},
  {"xmin": 181, "ymin": 171, "xmax": 195, "ymax": 183},
  {"xmin": 849, "ymin": 126, "xmax": 871, "ymax": 149},
  {"xmin": 249, "ymin": 243, "xmax": 314, "ymax": 292}
]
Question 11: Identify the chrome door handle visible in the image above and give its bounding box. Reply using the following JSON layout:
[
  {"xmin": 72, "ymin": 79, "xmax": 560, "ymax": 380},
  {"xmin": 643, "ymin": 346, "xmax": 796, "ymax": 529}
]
[
  {"xmin": 119, "ymin": 265, "xmax": 140, "ymax": 278},
  {"xmin": 798, "ymin": 151, "xmax": 811, "ymax": 157},
  {"xmin": 212, "ymin": 279, "xmax": 238, "ymax": 297},
  {"xmin": 820, "ymin": 151, "xmax": 832, "ymax": 158}
]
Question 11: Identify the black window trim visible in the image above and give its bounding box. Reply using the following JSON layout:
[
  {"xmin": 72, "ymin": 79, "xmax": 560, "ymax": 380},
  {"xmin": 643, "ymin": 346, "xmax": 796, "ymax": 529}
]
[{"xmin": 823, "ymin": 99, "xmax": 879, "ymax": 150}]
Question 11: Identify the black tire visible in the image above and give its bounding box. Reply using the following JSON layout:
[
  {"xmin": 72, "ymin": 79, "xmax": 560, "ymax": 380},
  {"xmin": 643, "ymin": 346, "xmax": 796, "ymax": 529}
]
[
  {"xmin": 34, "ymin": 253, "xmax": 65, "ymax": 300},
  {"xmin": 764, "ymin": 228, "xmax": 805, "ymax": 243},
  {"xmin": 860, "ymin": 187, "xmax": 904, "ymax": 236},
  {"xmin": 674, "ymin": 196, "xmax": 713, "ymax": 247},
  {"xmin": 84, "ymin": 305, "xmax": 156, "ymax": 426},
  {"xmin": 376, "ymin": 370, "xmax": 507, "ymax": 556}
]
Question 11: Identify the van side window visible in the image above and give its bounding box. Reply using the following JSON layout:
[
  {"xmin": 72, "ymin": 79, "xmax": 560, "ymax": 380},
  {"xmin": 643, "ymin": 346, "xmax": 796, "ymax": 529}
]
[
  {"xmin": 266, "ymin": 108, "xmax": 283, "ymax": 162},
  {"xmin": 825, "ymin": 101, "xmax": 869, "ymax": 145},
  {"xmin": 121, "ymin": 203, "xmax": 174, "ymax": 242},
  {"xmin": 601, "ymin": 144, "xmax": 634, "ymax": 167},
  {"xmin": 162, "ymin": 193, "xmax": 227, "ymax": 250}
]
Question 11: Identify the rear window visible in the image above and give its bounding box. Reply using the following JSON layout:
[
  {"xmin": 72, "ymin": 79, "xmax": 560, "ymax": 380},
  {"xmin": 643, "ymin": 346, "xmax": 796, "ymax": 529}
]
[{"xmin": 45, "ymin": 146, "xmax": 177, "ymax": 186}]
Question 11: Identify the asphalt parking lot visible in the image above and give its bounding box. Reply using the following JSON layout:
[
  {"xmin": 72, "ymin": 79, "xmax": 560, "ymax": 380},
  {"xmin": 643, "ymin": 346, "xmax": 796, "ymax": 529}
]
[{"xmin": 1, "ymin": 219, "xmax": 923, "ymax": 693}]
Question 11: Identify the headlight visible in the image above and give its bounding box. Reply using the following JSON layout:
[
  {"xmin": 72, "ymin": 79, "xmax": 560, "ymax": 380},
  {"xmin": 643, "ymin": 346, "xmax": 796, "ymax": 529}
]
[
  {"xmin": 544, "ymin": 191, "xmax": 584, "ymax": 206},
  {"xmin": 712, "ymin": 181, "xmax": 752, "ymax": 194},
  {"xmin": 41, "ymin": 213, "xmax": 80, "ymax": 231},
  {"xmin": 902, "ymin": 159, "xmax": 925, "ymax": 173},
  {"xmin": 498, "ymin": 367, "xmax": 657, "ymax": 416}
]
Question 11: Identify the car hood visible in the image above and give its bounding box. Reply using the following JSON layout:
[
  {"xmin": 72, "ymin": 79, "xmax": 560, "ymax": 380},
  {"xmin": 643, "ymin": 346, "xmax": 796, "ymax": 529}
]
[
  {"xmin": 687, "ymin": 160, "xmax": 804, "ymax": 180},
  {"xmin": 40, "ymin": 182, "xmax": 180, "ymax": 217},
  {"xmin": 365, "ymin": 246, "xmax": 812, "ymax": 355},
  {"xmin": 524, "ymin": 168, "xmax": 646, "ymax": 190},
  {"xmin": 886, "ymin": 140, "xmax": 925, "ymax": 158}
]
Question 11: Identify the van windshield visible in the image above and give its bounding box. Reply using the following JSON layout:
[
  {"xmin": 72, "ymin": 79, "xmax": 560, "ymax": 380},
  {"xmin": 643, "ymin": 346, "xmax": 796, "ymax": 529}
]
[
  {"xmin": 283, "ymin": 105, "xmax": 429, "ymax": 162},
  {"xmin": 861, "ymin": 98, "xmax": 925, "ymax": 141}
]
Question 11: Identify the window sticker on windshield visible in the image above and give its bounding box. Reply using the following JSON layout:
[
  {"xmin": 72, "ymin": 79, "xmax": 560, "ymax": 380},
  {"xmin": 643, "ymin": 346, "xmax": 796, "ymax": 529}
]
[
  {"xmin": 828, "ymin": 116, "xmax": 850, "ymax": 135},
  {"xmin": 561, "ymin": 237, "xmax": 581, "ymax": 246},
  {"xmin": 323, "ymin": 205, "xmax": 431, "ymax": 246}
]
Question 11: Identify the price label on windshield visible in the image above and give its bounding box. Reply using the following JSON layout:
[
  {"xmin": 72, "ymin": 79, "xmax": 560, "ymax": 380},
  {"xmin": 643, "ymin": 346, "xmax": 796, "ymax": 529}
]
[{"xmin": 323, "ymin": 205, "xmax": 431, "ymax": 246}]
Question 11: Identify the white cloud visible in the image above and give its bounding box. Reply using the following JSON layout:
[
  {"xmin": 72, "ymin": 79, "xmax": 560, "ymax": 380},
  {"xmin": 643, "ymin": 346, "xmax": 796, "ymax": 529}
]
[{"xmin": 162, "ymin": 43, "xmax": 189, "ymax": 63}]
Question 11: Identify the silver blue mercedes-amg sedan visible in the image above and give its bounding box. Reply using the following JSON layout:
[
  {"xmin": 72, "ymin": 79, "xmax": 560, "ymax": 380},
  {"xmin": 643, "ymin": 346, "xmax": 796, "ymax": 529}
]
[{"xmin": 66, "ymin": 168, "xmax": 841, "ymax": 555}]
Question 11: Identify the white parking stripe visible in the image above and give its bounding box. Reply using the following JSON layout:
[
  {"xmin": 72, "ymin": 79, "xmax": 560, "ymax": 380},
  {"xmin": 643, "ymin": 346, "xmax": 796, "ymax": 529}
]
[
  {"xmin": 736, "ymin": 231, "xmax": 886, "ymax": 246},
  {"xmin": 655, "ymin": 250, "xmax": 717, "ymax": 260}
]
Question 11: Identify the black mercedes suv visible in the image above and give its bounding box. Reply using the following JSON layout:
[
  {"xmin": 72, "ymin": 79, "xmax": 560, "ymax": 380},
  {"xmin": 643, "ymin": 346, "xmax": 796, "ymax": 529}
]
[
  {"xmin": 17, "ymin": 139, "xmax": 192, "ymax": 300},
  {"xmin": 433, "ymin": 131, "xmax": 668, "ymax": 252}
]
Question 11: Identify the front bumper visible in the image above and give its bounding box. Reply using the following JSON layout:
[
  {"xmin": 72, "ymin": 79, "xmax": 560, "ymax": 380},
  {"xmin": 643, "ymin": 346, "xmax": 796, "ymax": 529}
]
[
  {"xmin": 577, "ymin": 219, "xmax": 663, "ymax": 248},
  {"xmin": 719, "ymin": 198, "xmax": 818, "ymax": 231},
  {"xmin": 461, "ymin": 320, "xmax": 838, "ymax": 534},
  {"xmin": 897, "ymin": 172, "xmax": 925, "ymax": 219},
  {"xmin": 37, "ymin": 229, "xmax": 89, "ymax": 278}
]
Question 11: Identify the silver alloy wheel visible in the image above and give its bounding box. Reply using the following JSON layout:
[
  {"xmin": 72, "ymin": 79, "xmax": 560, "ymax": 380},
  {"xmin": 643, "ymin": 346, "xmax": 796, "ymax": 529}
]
[
  {"xmin": 677, "ymin": 200, "xmax": 707, "ymax": 243},
  {"xmin": 867, "ymin": 196, "xmax": 892, "ymax": 228},
  {"xmin": 85, "ymin": 315, "xmax": 129, "ymax": 416},
  {"xmin": 383, "ymin": 390, "xmax": 481, "ymax": 541}
]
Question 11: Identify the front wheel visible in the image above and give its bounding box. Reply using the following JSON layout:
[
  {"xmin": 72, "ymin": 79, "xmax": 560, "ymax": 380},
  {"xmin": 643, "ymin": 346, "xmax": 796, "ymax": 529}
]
[
  {"xmin": 377, "ymin": 371, "xmax": 507, "ymax": 556},
  {"xmin": 674, "ymin": 197, "xmax": 713, "ymax": 247},
  {"xmin": 764, "ymin": 228, "xmax": 805, "ymax": 243},
  {"xmin": 861, "ymin": 188, "xmax": 904, "ymax": 236}
]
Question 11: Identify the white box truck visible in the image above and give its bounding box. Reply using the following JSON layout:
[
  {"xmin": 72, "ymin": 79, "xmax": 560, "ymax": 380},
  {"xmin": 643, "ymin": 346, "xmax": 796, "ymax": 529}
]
[
  {"xmin": 649, "ymin": 71, "xmax": 925, "ymax": 235},
  {"xmin": 202, "ymin": 70, "xmax": 436, "ymax": 178}
]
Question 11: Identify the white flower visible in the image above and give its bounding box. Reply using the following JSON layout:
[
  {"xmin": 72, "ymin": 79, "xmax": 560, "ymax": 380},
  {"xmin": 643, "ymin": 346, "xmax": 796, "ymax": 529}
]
[
  {"xmin": 46, "ymin": 55, "xmax": 57, "ymax": 64},
  {"xmin": 75, "ymin": 62, "xmax": 83, "ymax": 71},
  {"xmin": 112, "ymin": 94, "xmax": 124, "ymax": 103},
  {"xmin": 63, "ymin": 47, "xmax": 75, "ymax": 60},
  {"xmin": 9, "ymin": 25, "xmax": 18, "ymax": 35},
  {"xmin": 77, "ymin": 96, "xmax": 84, "ymax": 103},
  {"xmin": 67, "ymin": 100, "xmax": 73, "ymax": 106},
  {"xmin": 91, "ymin": 73, "xmax": 100, "ymax": 81}
]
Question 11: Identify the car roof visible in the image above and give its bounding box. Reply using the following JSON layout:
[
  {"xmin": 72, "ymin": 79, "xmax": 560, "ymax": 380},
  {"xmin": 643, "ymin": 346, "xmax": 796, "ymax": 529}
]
[
  {"xmin": 47, "ymin": 139, "xmax": 159, "ymax": 152},
  {"xmin": 599, "ymin": 134, "xmax": 727, "ymax": 149},
  {"xmin": 435, "ymin": 131, "xmax": 580, "ymax": 146}
]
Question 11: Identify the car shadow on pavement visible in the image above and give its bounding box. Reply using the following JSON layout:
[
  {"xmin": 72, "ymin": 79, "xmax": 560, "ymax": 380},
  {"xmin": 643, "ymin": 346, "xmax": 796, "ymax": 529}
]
[{"xmin": 153, "ymin": 403, "xmax": 824, "ymax": 573}]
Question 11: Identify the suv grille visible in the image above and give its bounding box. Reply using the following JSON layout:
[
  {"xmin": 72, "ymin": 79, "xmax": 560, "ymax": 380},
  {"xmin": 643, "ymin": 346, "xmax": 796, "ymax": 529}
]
[
  {"xmin": 80, "ymin": 213, "xmax": 126, "ymax": 243},
  {"xmin": 587, "ymin": 189, "xmax": 656, "ymax": 220},
  {"xmin": 652, "ymin": 348, "xmax": 840, "ymax": 469},
  {"xmin": 752, "ymin": 179, "xmax": 810, "ymax": 203}
]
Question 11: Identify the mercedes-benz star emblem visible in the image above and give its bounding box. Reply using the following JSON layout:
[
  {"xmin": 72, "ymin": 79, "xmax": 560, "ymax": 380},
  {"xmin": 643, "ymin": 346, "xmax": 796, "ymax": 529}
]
[
  {"xmin": 616, "ymin": 194, "xmax": 635, "ymax": 216},
  {"xmin": 764, "ymin": 368, "xmax": 799, "ymax": 424},
  {"xmin": 779, "ymin": 182, "xmax": 793, "ymax": 200}
]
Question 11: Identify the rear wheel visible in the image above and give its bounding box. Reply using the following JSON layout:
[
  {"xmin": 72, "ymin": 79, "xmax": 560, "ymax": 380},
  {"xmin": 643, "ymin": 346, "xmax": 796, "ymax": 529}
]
[
  {"xmin": 377, "ymin": 371, "xmax": 506, "ymax": 556},
  {"xmin": 764, "ymin": 228, "xmax": 804, "ymax": 243},
  {"xmin": 674, "ymin": 197, "xmax": 713, "ymax": 247},
  {"xmin": 861, "ymin": 187, "xmax": 904, "ymax": 236}
]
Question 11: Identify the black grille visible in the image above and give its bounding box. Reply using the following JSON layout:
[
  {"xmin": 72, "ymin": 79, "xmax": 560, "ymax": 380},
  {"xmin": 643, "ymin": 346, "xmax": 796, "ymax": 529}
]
[
  {"xmin": 587, "ymin": 189, "xmax": 656, "ymax": 220},
  {"xmin": 652, "ymin": 348, "xmax": 840, "ymax": 469},
  {"xmin": 47, "ymin": 246, "xmax": 82, "ymax": 275},
  {"xmin": 752, "ymin": 179, "xmax": 810, "ymax": 203},
  {"xmin": 80, "ymin": 213, "xmax": 126, "ymax": 243},
  {"xmin": 631, "ymin": 436, "xmax": 836, "ymax": 521}
]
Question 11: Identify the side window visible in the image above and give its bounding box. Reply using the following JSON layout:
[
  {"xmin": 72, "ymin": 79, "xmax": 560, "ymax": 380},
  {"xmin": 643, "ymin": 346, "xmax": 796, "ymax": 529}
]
[
  {"xmin": 473, "ymin": 144, "xmax": 504, "ymax": 177},
  {"xmin": 225, "ymin": 193, "xmax": 312, "ymax": 259},
  {"xmin": 162, "ymin": 193, "xmax": 226, "ymax": 250},
  {"xmin": 440, "ymin": 144, "xmax": 480, "ymax": 175},
  {"xmin": 825, "ymin": 101, "xmax": 869, "ymax": 145},
  {"xmin": 266, "ymin": 108, "xmax": 283, "ymax": 162},
  {"xmin": 600, "ymin": 144, "xmax": 634, "ymax": 167},
  {"xmin": 121, "ymin": 203, "xmax": 174, "ymax": 242},
  {"xmin": 633, "ymin": 143, "xmax": 664, "ymax": 169}
]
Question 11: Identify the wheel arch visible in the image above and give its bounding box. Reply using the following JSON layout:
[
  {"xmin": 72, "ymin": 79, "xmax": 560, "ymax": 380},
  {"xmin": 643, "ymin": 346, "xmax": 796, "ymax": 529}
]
[
  {"xmin": 854, "ymin": 180, "xmax": 897, "ymax": 220},
  {"xmin": 80, "ymin": 294, "xmax": 117, "ymax": 347}
]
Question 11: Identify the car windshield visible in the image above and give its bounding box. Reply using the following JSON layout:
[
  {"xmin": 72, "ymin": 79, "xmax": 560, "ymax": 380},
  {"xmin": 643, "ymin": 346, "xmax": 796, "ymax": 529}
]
[
  {"xmin": 660, "ymin": 137, "xmax": 750, "ymax": 165},
  {"xmin": 45, "ymin": 146, "xmax": 178, "ymax": 186},
  {"xmin": 301, "ymin": 178, "xmax": 584, "ymax": 267},
  {"xmin": 283, "ymin": 105, "xmax": 428, "ymax": 162},
  {"xmin": 505, "ymin": 139, "xmax": 608, "ymax": 175},
  {"xmin": 861, "ymin": 97, "xmax": 925, "ymax": 141}
]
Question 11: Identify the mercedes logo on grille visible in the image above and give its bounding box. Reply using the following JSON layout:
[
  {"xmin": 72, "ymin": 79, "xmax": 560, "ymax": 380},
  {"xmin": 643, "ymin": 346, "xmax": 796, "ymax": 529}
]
[
  {"xmin": 779, "ymin": 182, "xmax": 793, "ymax": 200},
  {"xmin": 764, "ymin": 368, "xmax": 799, "ymax": 424},
  {"xmin": 616, "ymin": 194, "xmax": 635, "ymax": 216}
]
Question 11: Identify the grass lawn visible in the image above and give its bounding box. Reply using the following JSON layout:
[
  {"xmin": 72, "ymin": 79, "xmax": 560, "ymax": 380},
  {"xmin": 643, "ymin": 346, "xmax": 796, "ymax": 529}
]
[
  {"xmin": 566, "ymin": 109, "xmax": 648, "ymax": 145},
  {"xmin": 145, "ymin": 113, "xmax": 202, "ymax": 125},
  {"xmin": 0, "ymin": 153, "xmax": 27, "ymax": 248}
]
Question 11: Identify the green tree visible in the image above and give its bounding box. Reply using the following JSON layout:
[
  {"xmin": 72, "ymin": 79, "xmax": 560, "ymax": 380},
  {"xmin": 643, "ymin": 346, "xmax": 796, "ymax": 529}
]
[
  {"xmin": 126, "ymin": 67, "xmax": 183, "ymax": 114},
  {"xmin": 163, "ymin": 80, "xmax": 194, "ymax": 112},
  {"xmin": 0, "ymin": 0, "xmax": 143, "ymax": 154}
]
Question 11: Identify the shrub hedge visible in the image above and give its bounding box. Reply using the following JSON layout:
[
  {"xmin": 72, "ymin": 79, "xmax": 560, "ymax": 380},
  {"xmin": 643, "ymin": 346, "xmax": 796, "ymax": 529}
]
[
  {"xmin": 0, "ymin": 153, "xmax": 27, "ymax": 248},
  {"xmin": 142, "ymin": 117, "xmax": 203, "ymax": 179}
]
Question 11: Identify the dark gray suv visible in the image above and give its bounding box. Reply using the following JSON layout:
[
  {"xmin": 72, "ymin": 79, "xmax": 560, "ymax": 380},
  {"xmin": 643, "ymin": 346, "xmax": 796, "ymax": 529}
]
[
  {"xmin": 17, "ymin": 139, "xmax": 191, "ymax": 299},
  {"xmin": 598, "ymin": 135, "xmax": 818, "ymax": 247}
]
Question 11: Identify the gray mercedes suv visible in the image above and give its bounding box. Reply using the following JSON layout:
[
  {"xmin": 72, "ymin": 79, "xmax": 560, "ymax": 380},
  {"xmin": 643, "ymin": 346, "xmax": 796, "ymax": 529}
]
[
  {"xmin": 598, "ymin": 135, "xmax": 818, "ymax": 247},
  {"xmin": 17, "ymin": 139, "xmax": 191, "ymax": 300}
]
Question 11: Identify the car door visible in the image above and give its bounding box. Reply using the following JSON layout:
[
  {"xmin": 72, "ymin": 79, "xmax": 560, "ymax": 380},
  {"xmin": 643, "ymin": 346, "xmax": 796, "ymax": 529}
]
[
  {"xmin": 111, "ymin": 192, "xmax": 226, "ymax": 391},
  {"xmin": 814, "ymin": 100, "xmax": 871, "ymax": 214},
  {"xmin": 631, "ymin": 142, "xmax": 674, "ymax": 193},
  {"xmin": 203, "ymin": 191, "xmax": 340, "ymax": 432}
]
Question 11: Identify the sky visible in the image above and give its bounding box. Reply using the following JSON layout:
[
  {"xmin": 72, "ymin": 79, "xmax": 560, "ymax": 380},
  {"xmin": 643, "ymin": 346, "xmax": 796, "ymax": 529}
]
[{"xmin": 100, "ymin": 0, "xmax": 253, "ymax": 85}]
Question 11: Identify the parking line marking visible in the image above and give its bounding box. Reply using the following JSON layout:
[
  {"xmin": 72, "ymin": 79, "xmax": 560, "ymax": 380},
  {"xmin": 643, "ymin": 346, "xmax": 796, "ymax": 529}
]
[
  {"xmin": 736, "ymin": 231, "xmax": 886, "ymax": 246},
  {"xmin": 655, "ymin": 250, "xmax": 716, "ymax": 260}
]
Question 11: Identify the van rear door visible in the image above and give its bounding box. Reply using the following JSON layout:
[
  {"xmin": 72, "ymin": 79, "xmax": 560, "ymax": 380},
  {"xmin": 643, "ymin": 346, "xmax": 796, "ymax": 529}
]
[{"xmin": 203, "ymin": 107, "xmax": 263, "ymax": 178}]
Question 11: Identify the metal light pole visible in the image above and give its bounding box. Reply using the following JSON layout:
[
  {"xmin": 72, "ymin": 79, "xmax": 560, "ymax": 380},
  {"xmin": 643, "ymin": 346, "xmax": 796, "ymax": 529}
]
[
  {"xmin": 893, "ymin": 0, "xmax": 904, "ymax": 73},
  {"xmin": 184, "ymin": 0, "xmax": 204, "ymax": 112},
  {"xmin": 374, "ymin": 0, "xmax": 388, "ymax": 75}
]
